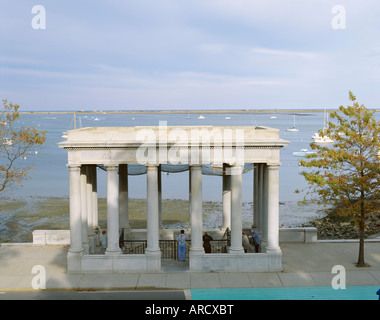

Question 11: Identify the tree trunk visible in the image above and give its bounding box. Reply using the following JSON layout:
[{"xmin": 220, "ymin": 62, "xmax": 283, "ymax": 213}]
[
  {"xmin": 356, "ymin": 228, "xmax": 365, "ymax": 267},
  {"xmin": 356, "ymin": 200, "xmax": 366, "ymax": 267}
]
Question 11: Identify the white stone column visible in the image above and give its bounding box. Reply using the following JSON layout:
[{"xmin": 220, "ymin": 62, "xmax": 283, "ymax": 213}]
[
  {"xmin": 253, "ymin": 163, "xmax": 259, "ymax": 228},
  {"xmin": 257, "ymin": 163, "xmax": 264, "ymax": 236},
  {"xmin": 189, "ymin": 168, "xmax": 192, "ymax": 226},
  {"xmin": 80, "ymin": 166, "xmax": 89, "ymax": 254},
  {"xmin": 91, "ymin": 165, "xmax": 99, "ymax": 249},
  {"xmin": 222, "ymin": 163, "xmax": 231, "ymax": 229},
  {"xmin": 119, "ymin": 164, "xmax": 129, "ymax": 229},
  {"xmin": 262, "ymin": 164, "xmax": 269, "ymax": 247},
  {"xmin": 146, "ymin": 165, "xmax": 160, "ymax": 253},
  {"xmin": 266, "ymin": 164, "xmax": 281, "ymax": 253},
  {"xmin": 190, "ymin": 165, "xmax": 204, "ymax": 253},
  {"xmin": 68, "ymin": 165, "xmax": 83, "ymax": 255},
  {"xmin": 158, "ymin": 164, "xmax": 163, "ymax": 229},
  {"xmin": 91, "ymin": 165, "xmax": 98, "ymax": 229},
  {"xmin": 86, "ymin": 165, "xmax": 94, "ymax": 253},
  {"xmin": 105, "ymin": 165, "xmax": 121, "ymax": 255},
  {"xmin": 229, "ymin": 164, "xmax": 244, "ymax": 254}
]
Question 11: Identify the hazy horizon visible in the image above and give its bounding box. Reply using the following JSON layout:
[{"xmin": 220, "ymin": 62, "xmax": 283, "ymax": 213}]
[{"xmin": 1, "ymin": 1, "xmax": 380, "ymax": 111}]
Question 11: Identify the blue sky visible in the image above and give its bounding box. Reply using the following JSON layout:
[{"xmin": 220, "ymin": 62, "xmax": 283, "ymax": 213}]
[{"xmin": 0, "ymin": 0, "xmax": 379, "ymax": 111}]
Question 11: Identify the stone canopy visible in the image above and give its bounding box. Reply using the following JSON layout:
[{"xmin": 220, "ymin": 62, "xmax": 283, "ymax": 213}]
[{"xmin": 58, "ymin": 125, "xmax": 289, "ymax": 273}]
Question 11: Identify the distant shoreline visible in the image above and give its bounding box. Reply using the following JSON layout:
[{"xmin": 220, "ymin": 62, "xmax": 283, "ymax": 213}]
[{"xmin": 18, "ymin": 109, "xmax": 344, "ymax": 115}]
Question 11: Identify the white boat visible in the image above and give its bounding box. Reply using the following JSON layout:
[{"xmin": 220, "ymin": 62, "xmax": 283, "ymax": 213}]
[
  {"xmin": 312, "ymin": 110, "xmax": 334, "ymax": 143},
  {"xmin": 312, "ymin": 132, "xmax": 334, "ymax": 143},
  {"xmin": 225, "ymin": 116, "xmax": 231, "ymax": 120},
  {"xmin": 292, "ymin": 149, "xmax": 315, "ymax": 157},
  {"xmin": 2, "ymin": 138, "xmax": 13, "ymax": 146},
  {"xmin": 286, "ymin": 115, "xmax": 299, "ymax": 132},
  {"xmin": 198, "ymin": 115, "xmax": 205, "ymax": 119}
]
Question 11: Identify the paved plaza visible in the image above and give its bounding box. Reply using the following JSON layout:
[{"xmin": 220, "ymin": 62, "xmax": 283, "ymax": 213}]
[{"xmin": 0, "ymin": 241, "xmax": 379, "ymax": 294}]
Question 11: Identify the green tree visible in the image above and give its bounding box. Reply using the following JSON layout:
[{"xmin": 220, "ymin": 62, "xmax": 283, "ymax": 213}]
[
  {"xmin": 299, "ymin": 91, "xmax": 380, "ymax": 267},
  {"xmin": 0, "ymin": 100, "xmax": 46, "ymax": 193}
]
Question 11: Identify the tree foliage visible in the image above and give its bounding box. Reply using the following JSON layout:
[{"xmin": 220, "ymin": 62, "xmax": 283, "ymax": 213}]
[
  {"xmin": 299, "ymin": 91, "xmax": 380, "ymax": 267},
  {"xmin": 0, "ymin": 100, "xmax": 46, "ymax": 193}
]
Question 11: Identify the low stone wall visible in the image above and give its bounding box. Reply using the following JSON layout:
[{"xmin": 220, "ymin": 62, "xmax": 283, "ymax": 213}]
[
  {"xmin": 279, "ymin": 227, "xmax": 317, "ymax": 243},
  {"xmin": 32, "ymin": 227, "xmax": 318, "ymax": 245},
  {"xmin": 67, "ymin": 250, "xmax": 282, "ymax": 274},
  {"xmin": 32, "ymin": 230, "xmax": 70, "ymax": 245},
  {"xmin": 190, "ymin": 251, "xmax": 282, "ymax": 272}
]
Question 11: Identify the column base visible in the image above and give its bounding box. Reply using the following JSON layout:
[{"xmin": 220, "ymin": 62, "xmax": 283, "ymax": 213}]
[
  {"xmin": 189, "ymin": 250, "xmax": 205, "ymax": 272},
  {"xmin": 145, "ymin": 250, "xmax": 161, "ymax": 272},
  {"xmin": 105, "ymin": 248, "xmax": 122, "ymax": 256},
  {"xmin": 88, "ymin": 234, "xmax": 95, "ymax": 254},
  {"xmin": 265, "ymin": 246, "xmax": 281, "ymax": 254},
  {"xmin": 145, "ymin": 248, "xmax": 161, "ymax": 255},
  {"xmin": 82, "ymin": 241, "xmax": 90, "ymax": 255},
  {"xmin": 67, "ymin": 249, "xmax": 83, "ymax": 274},
  {"xmin": 229, "ymin": 247, "xmax": 245, "ymax": 254},
  {"xmin": 68, "ymin": 248, "xmax": 84, "ymax": 256},
  {"xmin": 190, "ymin": 247, "xmax": 205, "ymax": 255}
]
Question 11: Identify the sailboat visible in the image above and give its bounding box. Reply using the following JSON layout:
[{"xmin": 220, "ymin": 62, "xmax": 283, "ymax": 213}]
[
  {"xmin": 62, "ymin": 113, "xmax": 80, "ymax": 138},
  {"xmin": 312, "ymin": 110, "xmax": 334, "ymax": 143},
  {"xmin": 198, "ymin": 114, "xmax": 205, "ymax": 119},
  {"xmin": 286, "ymin": 115, "xmax": 299, "ymax": 132}
]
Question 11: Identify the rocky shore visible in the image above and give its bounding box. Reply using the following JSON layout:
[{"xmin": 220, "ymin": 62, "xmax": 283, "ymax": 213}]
[{"xmin": 304, "ymin": 210, "xmax": 380, "ymax": 240}]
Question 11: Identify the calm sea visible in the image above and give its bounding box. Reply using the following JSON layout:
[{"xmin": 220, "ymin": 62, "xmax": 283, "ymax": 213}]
[{"xmin": 2, "ymin": 110, "xmax": 363, "ymax": 226}]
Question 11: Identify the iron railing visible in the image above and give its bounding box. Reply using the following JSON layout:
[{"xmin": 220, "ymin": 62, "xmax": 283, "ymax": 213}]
[{"xmin": 121, "ymin": 239, "xmax": 228, "ymax": 259}]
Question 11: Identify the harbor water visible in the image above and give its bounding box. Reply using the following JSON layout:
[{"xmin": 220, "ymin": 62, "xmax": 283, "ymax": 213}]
[{"xmin": 0, "ymin": 110, "xmax": 354, "ymax": 242}]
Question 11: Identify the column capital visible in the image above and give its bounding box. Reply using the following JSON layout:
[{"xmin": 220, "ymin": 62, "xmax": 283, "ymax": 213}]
[
  {"xmin": 226, "ymin": 164, "xmax": 243, "ymax": 176},
  {"xmin": 105, "ymin": 164, "xmax": 119, "ymax": 171},
  {"xmin": 146, "ymin": 163, "xmax": 159, "ymax": 168},
  {"xmin": 67, "ymin": 164, "xmax": 81, "ymax": 170},
  {"xmin": 266, "ymin": 163, "xmax": 280, "ymax": 169},
  {"xmin": 190, "ymin": 164, "xmax": 202, "ymax": 169}
]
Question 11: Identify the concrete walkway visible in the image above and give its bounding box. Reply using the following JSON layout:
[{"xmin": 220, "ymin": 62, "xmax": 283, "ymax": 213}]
[{"xmin": 0, "ymin": 241, "xmax": 379, "ymax": 291}]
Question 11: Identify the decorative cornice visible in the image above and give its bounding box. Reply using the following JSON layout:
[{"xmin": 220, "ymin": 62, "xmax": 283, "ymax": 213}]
[{"xmin": 64, "ymin": 145, "xmax": 283, "ymax": 151}]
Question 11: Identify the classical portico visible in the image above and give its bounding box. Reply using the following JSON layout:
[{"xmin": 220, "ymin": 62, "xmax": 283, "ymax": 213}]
[{"xmin": 58, "ymin": 125, "xmax": 289, "ymax": 273}]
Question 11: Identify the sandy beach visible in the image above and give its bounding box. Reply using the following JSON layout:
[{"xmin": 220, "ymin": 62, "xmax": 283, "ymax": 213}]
[
  {"xmin": 0, "ymin": 194, "xmax": 333, "ymax": 244},
  {"xmin": 0, "ymin": 197, "xmax": 238, "ymax": 243}
]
